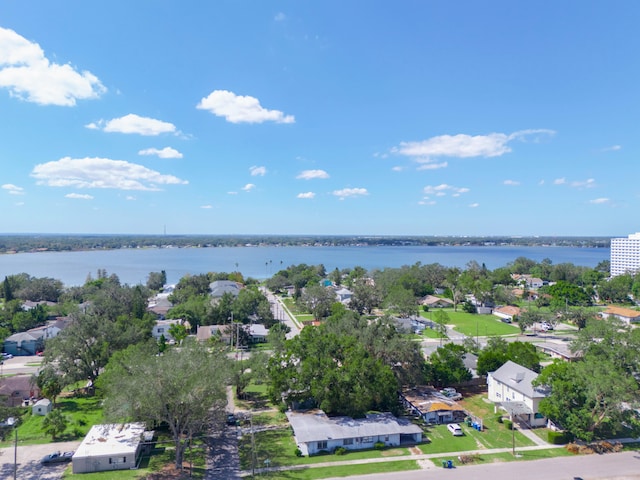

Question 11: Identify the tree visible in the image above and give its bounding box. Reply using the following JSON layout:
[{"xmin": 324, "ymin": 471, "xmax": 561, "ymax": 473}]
[
  {"xmin": 2, "ymin": 276, "xmax": 13, "ymax": 301},
  {"xmin": 518, "ymin": 309, "xmax": 549, "ymax": 334},
  {"xmin": 298, "ymin": 284, "xmax": 336, "ymax": 320},
  {"xmin": 35, "ymin": 365, "xmax": 63, "ymax": 405},
  {"xmin": 146, "ymin": 270, "xmax": 167, "ymax": 291},
  {"xmin": 349, "ymin": 281, "xmax": 382, "ymax": 315},
  {"xmin": 42, "ymin": 409, "xmax": 68, "ymax": 440},
  {"xmin": 168, "ymin": 323, "xmax": 188, "ymax": 345},
  {"xmin": 444, "ymin": 268, "xmax": 465, "ymax": 311},
  {"xmin": 424, "ymin": 343, "xmax": 472, "ymax": 387},
  {"xmin": 100, "ymin": 340, "xmax": 230, "ymax": 469},
  {"xmin": 384, "ymin": 285, "xmax": 417, "ymax": 318}
]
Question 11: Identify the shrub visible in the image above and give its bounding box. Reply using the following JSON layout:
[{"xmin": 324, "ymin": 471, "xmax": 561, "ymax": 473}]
[
  {"xmin": 496, "ymin": 415, "xmax": 504, "ymax": 424},
  {"xmin": 548, "ymin": 430, "xmax": 572, "ymax": 445},
  {"xmin": 374, "ymin": 441, "xmax": 385, "ymax": 450},
  {"xmin": 294, "ymin": 448, "xmax": 303, "ymax": 457},
  {"xmin": 503, "ymin": 419, "xmax": 513, "ymax": 430},
  {"xmin": 334, "ymin": 447, "xmax": 347, "ymax": 455},
  {"xmin": 278, "ymin": 403, "xmax": 288, "ymax": 414}
]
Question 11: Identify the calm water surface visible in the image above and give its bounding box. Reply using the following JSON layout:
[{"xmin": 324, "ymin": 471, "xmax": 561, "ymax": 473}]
[{"xmin": 0, "ymin": 245, "xmax": 609, "ymax": 287}]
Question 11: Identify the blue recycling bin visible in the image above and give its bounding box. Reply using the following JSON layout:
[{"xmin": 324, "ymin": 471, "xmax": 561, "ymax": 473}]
[{"xmin": 447, "ymin": 460, "xmax": 453, "ymax": 468}]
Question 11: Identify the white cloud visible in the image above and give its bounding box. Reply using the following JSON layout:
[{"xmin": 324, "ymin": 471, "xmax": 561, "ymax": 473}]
[
  {"xmin": 554, "ymin": 178, "xmax": 566, "ymax": 185},
  {"xmin": 0, "ymin": 27, "xmax": 106, "ymax": 106},
  {"xmin": 418, "ymin": 199, "xmax": 436, "ymax": 206},
  {"xmin": 571, "ymin": 178, "xmax": 596, "ymax": 188},
  {"xmin": 228, "ymin": 191, "xmax": 238, "ymax": 195},
  {"xmin": 393, "ymin": 129, "xmax": 555, "ymax": 165},
  {"xmin": 601, "ymin": 145, "xmax": 621, "ymax": 152},
  {"xmin": 250, "ymin": 166, "xmax": 267, "ymax": 176},
  {"xmin": 416, "ymin": 162, "xmax": 448, "ymax": 170},
  {"xmin": 589, "ymin": 198, "xmax": 610, "ymax": 204},
  {"xmin": 201, "ymin": 205, "xmax": 213, "ymax": 209},
  {"xmin": 274, "ymin": 12, "xmax": 286, "ymax": 21},
  {"xmin": 391, "ymin": 166, "xmax": 404, "ymax": 172},
  {"xmin": 242, "ymin": 183, "xmax": 256, "ymax": 192},
  {"xmin": 469, "ymin": 203, "xmax": 480, "ymax": 208},
  {"xmin": 197, "ymin": 90, "xmax": 295, "ymax": 124},
  {"xmin": 423, "ymin": 184, "xmax": 469, "ymax": 196},
  {"xmin": 503, "ymin": 179, "xmax": 520, "ymax": 186},
  {"xmin": 126, "ymin": 196, "xmax": 136, "ymax": 201},
  {"xmin": 65, "ymin": 193, "xmax": 93, "ymax": 200},
  {"xmin": 297, "ymin": 192, "xmax": 315, "ymax": 199},
  {"xmin": 2, "ymin": 184, "xmax": 24, "ymax": 195},
  {"xmin": 296, "ymin": 169, "xmax": 329, "ymax": 180},
  {"xmin": 31, "ymin": 157, "xmax": 188, "ymax": 191},
  {"xmin": 87, "ymin": 114, "xmax": 177, "ymax": 136},
  {"xmin": 332, "ymin": 188, "xmax": 368, "ymax": 199},
  {"xmin": 138, "ymin": 147, "xmax": 183, "ymax": 159}
]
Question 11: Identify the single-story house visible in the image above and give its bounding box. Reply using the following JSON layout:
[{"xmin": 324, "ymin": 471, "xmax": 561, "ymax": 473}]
[
  {"xmin": 196, "ymin": 325, "xmax": 231, "ymax": 344},
  {"xmin": 535, "ymin": 341, "xmax": 581, "ymax": 362},
  {"xmin": 493, "ymin": 305, "xmax": 521, "ymax": 323},
  {"xmin": 600, "ymin": 306, "xmax": 640, "ymax": 324},
  {"xmin": 147, "ymin": 293, "xmax": 173, "ymax": 318},
  {"xmin": 209, "ymin": 280, "xmax": 242, "ymax": 299},
  {"xmin": 3, "ymin": 330, "xmax": 44, "ymax": 356},
  {"xmin": 22, "ymin": 300, "xmax": 57, "ymax": 311},
  {"xmin": 152, "ymin": 319, "xmax": 182, "ymax": 342},
  {"xmin": 32, "ymin": 398, "xmax": 52, "ymax": 416},
  {"xmin": 400, "ymin": 387, "xmax": 466, "ymax": 425},
  {"xmin": 419, "ymin": 295, "xmax": 454, "ymax": 308},
  {"xmin": 0, "ymin": 375, "xmax": 40, "ymax": 407},
  {"xmin": 72, "ymin": 423, "xmax": 147, "ymax": 474},
  {"xmin": 248, "ymin": 324, "xmax": 268, "ymax": 343},
  {"xmin": 287, "ymin": 410, "xmax": 422, "ymax": 456},
  {"xmin": 487, "ymin": 360, "xmax": 548, "ymax": 428},
  {"xmin": 511, "ymin": 274, "xmax": 544, "ymax": 289}
]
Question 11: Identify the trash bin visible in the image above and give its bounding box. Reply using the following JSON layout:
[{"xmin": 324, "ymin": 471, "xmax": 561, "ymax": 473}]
[
  {"xmin": 442, "ymin": 460, "xmax": 448, "ymax": 468},
  {"xmin": 447, "ymin": 460, "xmax": 453, "ymax": 469}
]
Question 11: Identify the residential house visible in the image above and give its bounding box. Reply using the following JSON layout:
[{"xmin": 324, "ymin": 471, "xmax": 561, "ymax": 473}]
[
  {"xmin": 600, "ymin": 306, "xmax": 640, "ymax": 324},
  {"xmin": 419, "ymin": 295, "xmax": 454, "ymax": 309},
  {"xmin": 287, "ymin": 410, "xmax": 422, "ymax": 457},
  {"xmin": 511, "ymin": 274, "xmax": 544, "ymax": 289},
  {"xmin": 334, "ymin": 287, "xmax": 353, "ymax": 304},
  {"xmin": 72, "ymin": 423, "xmax": 147, "ymax": 473},
  {"xmin": 400, "ymin": 387, "xmax": 466, "ymax": 425},
  {"xmin": 147, "ymin": 293, "xmax": 173, "ymax": 318},
  {"xmin": 3, "ymin": 331, "xmax": 44, "ymax": 356},
  {"xmin": 32, "ymin": 398, "xmax": 52, "ymax": 416},
  {"xmin": 535, "ymin": 341, "xmax": 581, "ymax": 362},
  {"xmin": 493, "ymin": 305, "xmax": 521, "ymax": 323},
  {"xmin": 0, "ymin": 375, "xmax": 40, "ymax": 407},
  {"xmin": 22, "ymin": 300, "xmax": 57, "ymax": 311},
  {"xmin": 248, "ymin": 324, "xmax": 268, "ymax": 343},
  {"xmin": 209, "ymin": 280, "xmax": 242, "ymax": 300},
  {"xmin": 152, "ymin": 319, "xmax": 182, "ymax": 342},
  {"xmin": 196, "ymin": 325, "xmax": 231, "ymax": 344},
  {"xmin": 487, "ymin": 360, "xmax": 547, "ymax": 427}
]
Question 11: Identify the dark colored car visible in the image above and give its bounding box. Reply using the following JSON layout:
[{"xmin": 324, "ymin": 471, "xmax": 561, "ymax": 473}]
[{"xmin": 40, "ymin": 451, "xmax": 74, "ymax": 465}]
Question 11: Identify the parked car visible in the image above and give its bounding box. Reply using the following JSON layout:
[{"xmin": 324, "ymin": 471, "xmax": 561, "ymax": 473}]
[
  {"xmin": 440, "ymin": 388, "xmax": 462, "ymax": 401},
  {"xmin": 40, "ymin": 451, "xmax": 74, "ymax": 465},
  {"xmin": 1, "ymin": 353, "xmax": 12, "ymax": 360},
  {"xmin": 540, "ymin": 322, "xmax": 554, "ymax": 331},
  {"xmin": 226, "ymin": 414, "xmax": 238, "ymax": 426},
  {"xmin": 447, "ymin": 423, "xmax": 463, "ymax": 436}
]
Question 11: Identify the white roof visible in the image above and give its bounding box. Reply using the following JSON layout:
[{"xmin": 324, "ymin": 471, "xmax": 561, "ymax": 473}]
[{"xmin": 74, "ymin": 423, "xmax": 145, "ymax": 459}]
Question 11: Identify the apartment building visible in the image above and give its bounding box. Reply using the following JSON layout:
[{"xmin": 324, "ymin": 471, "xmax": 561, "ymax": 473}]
[{"xmin": 611, "ymin": 232, "xmax": 640, "ymax": 277}]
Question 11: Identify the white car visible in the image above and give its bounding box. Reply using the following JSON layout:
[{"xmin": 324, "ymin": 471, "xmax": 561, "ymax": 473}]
[
  {"xmin": 1, "ymin": 353, "xmax": 12, "ymax": 360},
  {"xmin": 540, "ymin": 322, "xmax": 554, "ymax": 331},
  {"xmin": 447, "ymin": 423, "xmax": 463, "ymax": 436}
]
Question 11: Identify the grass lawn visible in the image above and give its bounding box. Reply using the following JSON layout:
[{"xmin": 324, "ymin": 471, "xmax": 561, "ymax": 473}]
[
  {"xmin": 1, "ymin": 394, "xmax": 104, "ymax": 447},
  {"xmin": 239, "ymin": 428, "xmax": 411, "ymax": 470},
  {"xmin": 420, "ymin": 309, "xmax": 520, "ymax": 337},
  {"xmin": 253, "ymin": 460, "xmax": 420, "ymax": 479},
  {"xmin": 429, "ymin": 446, "xmax": 574, "ymax": 468}
]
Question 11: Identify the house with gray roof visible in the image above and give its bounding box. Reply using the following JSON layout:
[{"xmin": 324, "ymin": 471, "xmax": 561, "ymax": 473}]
[
  {"xmin": 286, "ymin": 410, "xmax": 422, "ymax": 456},
  {"xmin": 209, "ymin": 280, "xmax": 242, "ymax": 299},
  {"xmin": 487, "ymin": 360, "xmax": 548, "ymax": 427}
]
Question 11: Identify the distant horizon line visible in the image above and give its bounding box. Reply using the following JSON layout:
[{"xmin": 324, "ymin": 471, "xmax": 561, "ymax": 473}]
[{"xmin": 0, "ymin": 233, "xmax": 619, "ymax": 239}]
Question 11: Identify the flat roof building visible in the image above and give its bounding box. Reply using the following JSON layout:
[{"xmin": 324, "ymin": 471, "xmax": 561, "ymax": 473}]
[{"xmin": 611, "ymin": 232, "xmax": 640, "ymax": 277}]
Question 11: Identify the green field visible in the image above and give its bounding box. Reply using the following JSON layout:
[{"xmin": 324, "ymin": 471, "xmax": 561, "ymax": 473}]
[{"xmin": 420, "ymin": 309, "xmax": 521, "ymax": 337}]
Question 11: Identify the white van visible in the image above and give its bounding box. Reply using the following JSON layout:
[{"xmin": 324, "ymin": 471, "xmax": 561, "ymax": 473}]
[{"xmin": 447, "ymin": 423, "xmax": 463, "ymax": 436}]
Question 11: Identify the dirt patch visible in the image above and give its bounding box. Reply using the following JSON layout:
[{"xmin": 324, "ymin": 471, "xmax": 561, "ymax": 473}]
[
  {"xmin": 381, "ymin": 448, "xmax": 404, "ymax": 457},
  {"xmin": 144, "ymin": 464, "xmax": 191, "ymax": 479}
]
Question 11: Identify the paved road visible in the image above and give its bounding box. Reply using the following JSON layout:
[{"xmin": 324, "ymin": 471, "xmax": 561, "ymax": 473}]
[
  {"xmin": 206, "ymin": 426, "xmax": 240, "ymax": 480},
  {"xmin": 323, "ymin": 450, "xmax": 640, "ymax": 480},
  {"xmin": 0, "ymin": 440, "xmax": 80, "ymax": 480},
  {"xmin": 261, "ymin": 287, "xmax": 301, "ymax": 339}
]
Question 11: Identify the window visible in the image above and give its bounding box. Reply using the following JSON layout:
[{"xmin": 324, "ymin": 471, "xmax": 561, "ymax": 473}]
[
  {"xmin": 317, "ymin": 441, "xmax": 327, "ymax": 450},
  {"xmin": 361, "ymin": 436, "xmax": 373, "ymax": 443},
  {"xmin": 343, "ymin": 438, "xmax": 353, "ymax": 446}
]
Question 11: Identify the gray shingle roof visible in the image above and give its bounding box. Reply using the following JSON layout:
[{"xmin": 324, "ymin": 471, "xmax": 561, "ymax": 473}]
[
  {"xmin": 286, "ymin": 410, "xmax": 422, "ymax": 443},
  {"xmin": 491, "ymin": 360, "xmax": 546, "ymax": 399}
]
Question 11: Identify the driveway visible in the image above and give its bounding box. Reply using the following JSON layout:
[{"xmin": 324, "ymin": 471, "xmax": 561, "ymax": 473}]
[
  {"xmin": 1, "ymin": 355, "xmax": 43, "ymax": 376},
  {"xmin": 0, "ymin": 440, "xmax": 80, "ymax": 480}
]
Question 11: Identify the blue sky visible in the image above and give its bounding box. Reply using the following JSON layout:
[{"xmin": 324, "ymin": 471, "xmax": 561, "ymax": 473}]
[{"xmin": 0, "ymin": 1, "xmax": 638, "ymax": 236}]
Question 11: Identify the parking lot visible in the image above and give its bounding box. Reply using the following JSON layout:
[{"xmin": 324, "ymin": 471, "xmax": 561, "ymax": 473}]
[{"xmin": 0, "ymin": 440, "xmax": 80, "ymax": 480}]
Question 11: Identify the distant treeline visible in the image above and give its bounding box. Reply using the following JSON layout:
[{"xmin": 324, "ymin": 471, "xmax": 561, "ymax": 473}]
[{"xmin": 0, "ymin": 234, "xmax": 611, "ymax": 254}]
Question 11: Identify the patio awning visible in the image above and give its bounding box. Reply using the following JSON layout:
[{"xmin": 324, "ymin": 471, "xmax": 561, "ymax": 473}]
[{"xmin": 498, "ymin": 401, "xmax": 532, "ymax": 416}]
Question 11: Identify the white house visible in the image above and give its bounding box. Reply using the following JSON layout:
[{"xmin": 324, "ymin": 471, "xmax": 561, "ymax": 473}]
[
  {"xmin": 152, "ymin": 319, "xmax": 182, "ymax": 342},
  {"xmin": 487, "ymin": 361, "xmax": 547, "ymax": 427},
  {"xmin": 32, "ymin": 398, "xmax": 52, "ymax": 416},
  {"xmin": 287, "ymin": 410, "xmax": 422, "ymax": 456},
  {"xmin": 334, "ymin": 287, "xmax": 353, "ymax": 304},
  {"xmin": 72, "ymin": 423, "xmax": 147, "ymax": 474},
  {"xmin": 600, "ymin": 306, "xmax": 640, "ymax": 324}
]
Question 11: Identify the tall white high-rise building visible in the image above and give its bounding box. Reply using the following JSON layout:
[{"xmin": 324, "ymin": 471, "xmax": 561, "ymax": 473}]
[{"xmin": 610, "ymin": 232, "xmax": 640, "ymax": 277}]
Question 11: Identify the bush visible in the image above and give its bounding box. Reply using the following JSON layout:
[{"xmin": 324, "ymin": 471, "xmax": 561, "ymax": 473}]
[
  {"xmin": 278, "ymin": 403, "xmax": 288, "ymax": 414},
  {"xmin": 496, "ymin": 415, "xmax": 504, "ymax": 424},
  {"xmin": 548, "ymin": 430, "xmax": 572, "ymax": 445},
  {"xmin": 374, "ymin": 441, "xmax": 385, "ymax": 450},
  {"xmin": 334, "ymin": 447, "xmax": 347, "ymax": 455},
  {"xmin": 422, "ymin": 305, "xmax": 429, "ymax": 312},
  {"xmin": 294, "ymin": 448, "xmax": 303, "ymax": 457},
  {"xmin": 503, "ymin": 419, "xmax": 513, "ymax": 430}
]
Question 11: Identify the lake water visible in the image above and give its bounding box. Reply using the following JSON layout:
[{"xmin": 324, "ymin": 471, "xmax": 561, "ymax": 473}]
[{"xmin": 0, "ymin": 245, "xmax": 609, "ymax": 287}]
